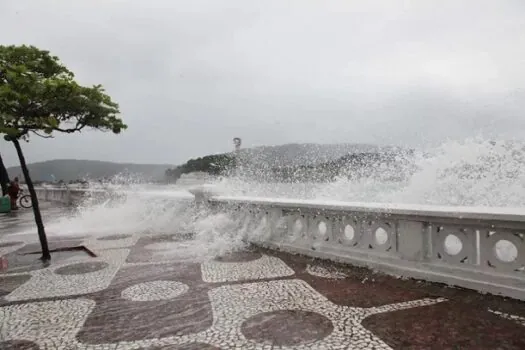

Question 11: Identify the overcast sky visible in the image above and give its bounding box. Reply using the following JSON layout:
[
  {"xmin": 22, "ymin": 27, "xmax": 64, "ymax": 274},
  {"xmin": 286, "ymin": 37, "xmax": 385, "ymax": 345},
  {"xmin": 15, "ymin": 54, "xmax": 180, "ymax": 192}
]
[{"xmin": 1, "ymin": 0, "xmax": 525, "ymax": 167}]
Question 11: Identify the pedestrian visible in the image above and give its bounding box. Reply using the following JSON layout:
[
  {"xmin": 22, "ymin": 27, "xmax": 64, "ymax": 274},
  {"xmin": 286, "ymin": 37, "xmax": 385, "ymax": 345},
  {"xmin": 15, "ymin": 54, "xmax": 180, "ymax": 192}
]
[{"xmin": 7, "ymin": 177, "xmax": 20, "ymax": 210}]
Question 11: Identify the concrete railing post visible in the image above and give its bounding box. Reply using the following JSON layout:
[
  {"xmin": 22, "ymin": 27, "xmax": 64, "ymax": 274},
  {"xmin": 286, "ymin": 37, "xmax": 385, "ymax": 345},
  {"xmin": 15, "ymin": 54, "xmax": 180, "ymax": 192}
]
[{"xmin": 396, "ymin": 220, "xmax": 428, "ymax": 261}]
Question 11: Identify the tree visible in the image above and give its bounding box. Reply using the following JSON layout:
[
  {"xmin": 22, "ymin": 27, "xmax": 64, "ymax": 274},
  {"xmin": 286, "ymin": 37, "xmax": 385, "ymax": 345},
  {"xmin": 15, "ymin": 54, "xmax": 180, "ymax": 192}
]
[
  {"xmin": 0, "ymin": 45, "xmax": 127, "ymax": 260},
  {"xmin": 0, "ymin": 152, "xmax": 9, "ymax": 196},
  {"xmin": 165, "ymin": 153, "xmax": 238, "ymax": 183}
]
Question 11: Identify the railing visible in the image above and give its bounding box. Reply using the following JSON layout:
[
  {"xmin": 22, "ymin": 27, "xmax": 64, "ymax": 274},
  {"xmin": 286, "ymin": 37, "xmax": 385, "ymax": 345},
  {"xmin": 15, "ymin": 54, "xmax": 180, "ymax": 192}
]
[
  {"xmin": 34, "ymin": 187, "xmax": 195, "ymax": 206},
  {"xmin": 34, "ymin": 187, "xmax": 108, "ymax": 205},
  {"xmin": 203, "ymin": 194, "xmax": 525, "ymax": 301}
]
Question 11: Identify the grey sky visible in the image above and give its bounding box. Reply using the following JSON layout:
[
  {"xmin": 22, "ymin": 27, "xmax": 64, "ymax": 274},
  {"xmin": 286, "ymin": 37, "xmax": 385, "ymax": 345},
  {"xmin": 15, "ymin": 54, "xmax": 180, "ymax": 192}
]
[{"xmin": 1, "ymin": 0, "xmax": 525, "ymax": 167}]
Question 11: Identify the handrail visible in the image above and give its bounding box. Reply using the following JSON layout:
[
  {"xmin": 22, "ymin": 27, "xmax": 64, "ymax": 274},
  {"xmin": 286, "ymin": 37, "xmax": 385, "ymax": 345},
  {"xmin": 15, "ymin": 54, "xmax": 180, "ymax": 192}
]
[
  {"xmin": 207, "ymin": 193, "xmax": 525, "ymax": 300},
  {"xmin": 210, "ymin": 195, "xmax": 525, "ymax": 223}
]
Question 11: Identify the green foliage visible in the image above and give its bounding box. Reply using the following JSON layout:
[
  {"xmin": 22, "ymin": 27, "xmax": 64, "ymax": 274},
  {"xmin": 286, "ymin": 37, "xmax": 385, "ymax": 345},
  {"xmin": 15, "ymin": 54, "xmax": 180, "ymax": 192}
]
[
  {"xmin": 0, "ymin": 45, "xmax": 126, "ymax": 140},
  {"xmin": 166, "ymin": 151, "xmax": 410, "ymax": 183},
  {"xmin": 166, "ymin": 154, "xmax": 236, "ymax": 181}
]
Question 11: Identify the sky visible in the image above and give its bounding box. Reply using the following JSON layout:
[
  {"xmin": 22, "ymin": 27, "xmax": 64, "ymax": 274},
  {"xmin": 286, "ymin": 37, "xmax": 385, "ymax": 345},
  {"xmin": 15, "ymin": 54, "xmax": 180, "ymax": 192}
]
[{"xmin": 1, "ymin": 0, "xmax": 525, "ymax": 167}]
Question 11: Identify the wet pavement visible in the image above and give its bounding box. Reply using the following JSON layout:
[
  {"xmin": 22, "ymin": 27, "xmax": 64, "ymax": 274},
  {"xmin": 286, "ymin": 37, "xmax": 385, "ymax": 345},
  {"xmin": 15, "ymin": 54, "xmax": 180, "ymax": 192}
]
[
  {"xmin": 1, "ymin": 210, "xmax": 525, "ymax": 349},
  {"xmin": 0, "ymin": 202, "xmax": 68, "ymax": 238}
]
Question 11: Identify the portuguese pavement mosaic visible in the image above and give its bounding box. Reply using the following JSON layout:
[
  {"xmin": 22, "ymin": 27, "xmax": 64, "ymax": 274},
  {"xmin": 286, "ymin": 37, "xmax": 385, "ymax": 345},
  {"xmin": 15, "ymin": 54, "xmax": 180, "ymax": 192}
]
[{"xmin": 1, "ymin": 212, "xmax": 525, "ymax": 349}]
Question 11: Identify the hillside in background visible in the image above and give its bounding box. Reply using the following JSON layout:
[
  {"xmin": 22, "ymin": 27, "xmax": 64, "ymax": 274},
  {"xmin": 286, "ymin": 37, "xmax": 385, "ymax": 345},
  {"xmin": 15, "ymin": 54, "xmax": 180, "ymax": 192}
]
[
  {"xmin": 8, "ymin": 143, "xmax": 412, "ymax": 184},
  {"xmin": 166, "ymin": 143, "xmax": 413, "ymax": 183},
  {"xmin": 7, "ymin": 159, "xmax": 172, "ymax": 182},
  {"xmin": 238, "ymin": 143, "xmax": 395, "ymax": 167}
]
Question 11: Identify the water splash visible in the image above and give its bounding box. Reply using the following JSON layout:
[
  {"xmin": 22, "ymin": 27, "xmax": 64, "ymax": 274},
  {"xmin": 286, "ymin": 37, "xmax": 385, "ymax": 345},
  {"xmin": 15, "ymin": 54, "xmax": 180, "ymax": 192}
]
[
  {"xmin": 215, "ymin": 138, "xmax": 525, "ymax": 207},
  {"xmin": 43, "ymin": 189, "xmax": 196, "ymax": 236},
  {"xmin": 388, "ymin": 138, "xmax": 525, "ymax": 207},
  {"xmin": 9, "ymin": 137, "xmax": 523, "ymax": 262}
]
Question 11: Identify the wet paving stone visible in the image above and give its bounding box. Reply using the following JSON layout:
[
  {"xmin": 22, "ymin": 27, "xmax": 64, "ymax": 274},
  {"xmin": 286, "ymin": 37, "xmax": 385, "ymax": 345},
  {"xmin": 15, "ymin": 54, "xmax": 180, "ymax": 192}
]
[
  {"xmin": 0, "ymin": 275, "xmax": 31, "ymax": 299},
  {"xmin": 97, "ymin": 234, "xmax": 133, "ymax": 241},
  {"xmin": 140, "ymin": 343, "xmax": 220, "ymax": 350},
  {"xmin": 1, "ymin": 235, "xmax": 525, "ymax": 349},
  {"xmin": 54, "ymin": 261, "xmax": 109, "ymax": 275},
  {"xmin": 362, "ymin": 300, "xmax": 525, "ymax": 349},
  {"xmin": 214, "ymin": 250, "xmax": 263, "ymax": 263},
  {"xmin": 14, "ymin": 240, "xmax": 83, "ymax": 254},
  {"xmin": 0, "ymin": 241, "xmax": 23, "ymax": 248},
  {"xmin": 267, "ymin": 248, "xmax": 433, "ymax": 307},
  {"xmin": 241, "ymin": 310, "xmax": 334, "ymax": 346},
  {"xmin": 0, "ymin": 340, "xmax": 40, "ymax": 349},
  {"xmin": 47, "ymin": 236, "xmax": 88, "ymax": 242},
  {"xmin": 121, "ymin": 280, "xmax": 189, "ymax": 301},
  {"xmin": 127, "ymin": 234, "xmax": 190, "ymax": 263},
  {"xmin": 76, "ymin": 262, "xmax": 212, "ymax": 344},
  {"xmin": 0, "ymin": 246, "xmax": 91, "ymax": 275}
]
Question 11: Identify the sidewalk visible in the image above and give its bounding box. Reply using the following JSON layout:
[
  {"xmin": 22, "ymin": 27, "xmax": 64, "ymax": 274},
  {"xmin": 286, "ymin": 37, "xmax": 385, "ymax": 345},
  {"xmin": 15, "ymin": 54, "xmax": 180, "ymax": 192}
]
[
  {"xmin": 1, "ymin": 231, "xmax": 525, "ymax": 349},
  {"xmin": 0, "ymin": 203, "xmax": 68, "ymax": 239}
]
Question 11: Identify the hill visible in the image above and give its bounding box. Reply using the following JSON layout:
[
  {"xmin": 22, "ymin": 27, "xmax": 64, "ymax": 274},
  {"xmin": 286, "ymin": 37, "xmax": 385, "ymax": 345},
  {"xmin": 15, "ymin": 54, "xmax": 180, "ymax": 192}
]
[
  {"xmin": 8, "ymin": 143, "xmax": 412, "ymax": 184},
  {"xmin": 7, "ymin": 159, "xmax": 172, "ymax": 182},
  {"xmin": 237, "ymin": 143, "xmax": 397, "ymax": 167},
  {"xmin": 166, "ymin": 143, "xmax": 413, "ymax": 183}
]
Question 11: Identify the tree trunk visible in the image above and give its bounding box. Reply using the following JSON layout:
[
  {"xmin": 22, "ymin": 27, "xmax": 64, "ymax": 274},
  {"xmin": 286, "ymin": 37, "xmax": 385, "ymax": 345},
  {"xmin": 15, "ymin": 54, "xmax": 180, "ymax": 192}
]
[
  {"xmin": 0, "ymin": 153, "xmax": 9, "ymax": 196},
  {"xmin": 12, "ymin": 139, "xmax": 51, "ymax": 261}
]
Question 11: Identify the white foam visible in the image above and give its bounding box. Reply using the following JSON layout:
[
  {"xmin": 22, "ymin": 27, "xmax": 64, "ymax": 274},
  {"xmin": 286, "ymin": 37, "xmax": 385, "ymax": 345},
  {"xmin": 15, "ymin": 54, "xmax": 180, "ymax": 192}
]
[
  {"xmin": 10, "ymin": 137, "xmax": 524, "ymax": 262},
  {"xmin": 215, "ymin": 138, "xmax": 525, "ymax": 208}
]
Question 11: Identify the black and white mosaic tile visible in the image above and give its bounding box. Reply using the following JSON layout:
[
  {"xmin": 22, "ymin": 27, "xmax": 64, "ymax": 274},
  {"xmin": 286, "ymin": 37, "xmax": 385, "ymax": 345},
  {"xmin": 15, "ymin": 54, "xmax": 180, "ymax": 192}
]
[
  {"xmin": 202, "ymin": 279, "xmax": 445, "ymax": 349},
  {"xmin": 121, "ymin": 281, "xmax": 189, "ymax": 302},
  {"xmin": 86, "ymin": 234, "xmax": 139, "ymax": 251},
  {"xmin": 201, "ymin": 254, "xmax": 295, "ymax": 283},
  {"xmin": 1, "ymin": 221, "xmax": 524, "ymax": 350},
  {"xmin": 489, "ymin": 309, "xmax": 525, "ymax": 327},
  {"xmin": 4, "ymin": 249, "xmax": 129, "ymax": 301},
  {"xmin": 0, "ymin": 299, "xmax": 95, "ymax": 349},
  {"xmin": 306, "ymin": 264, "xmax": 347, "ymax": 279}
]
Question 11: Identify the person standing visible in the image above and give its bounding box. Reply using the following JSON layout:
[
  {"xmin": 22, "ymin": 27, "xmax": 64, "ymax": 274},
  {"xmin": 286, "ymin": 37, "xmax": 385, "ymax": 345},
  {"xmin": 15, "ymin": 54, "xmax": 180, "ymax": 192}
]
[{"xmin": 7, "ymin": 177, "xmax": 20, "ymax": 210}]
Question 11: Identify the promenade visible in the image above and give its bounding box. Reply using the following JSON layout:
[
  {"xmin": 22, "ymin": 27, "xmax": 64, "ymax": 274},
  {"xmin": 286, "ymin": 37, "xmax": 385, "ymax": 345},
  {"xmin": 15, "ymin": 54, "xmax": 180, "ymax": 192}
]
[{"xmin": 1, "ymin": 207, "xmax": 525, "ymax": 349}]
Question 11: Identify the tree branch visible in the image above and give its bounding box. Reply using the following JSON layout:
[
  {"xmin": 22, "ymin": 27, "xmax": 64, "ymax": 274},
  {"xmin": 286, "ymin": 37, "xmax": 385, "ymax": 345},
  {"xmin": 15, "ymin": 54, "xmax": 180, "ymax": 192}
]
[
  {"xmin": 31, "ymin": 130, "xmax": 54, "ymax": 138},
  {"xmin": 53, "ymin": 123, "xmax": 86, "ymax": 133}
]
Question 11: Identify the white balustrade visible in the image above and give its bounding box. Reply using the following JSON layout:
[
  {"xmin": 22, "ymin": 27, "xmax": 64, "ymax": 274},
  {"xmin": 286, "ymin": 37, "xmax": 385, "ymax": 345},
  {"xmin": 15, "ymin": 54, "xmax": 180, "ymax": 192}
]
[
  {"xmin": 34, "ymin": 187, "xmax": 108, "ymax": 205},
  {"xmin": 203, "ymin": 194, "xmax": 525, "ymax": 301}
]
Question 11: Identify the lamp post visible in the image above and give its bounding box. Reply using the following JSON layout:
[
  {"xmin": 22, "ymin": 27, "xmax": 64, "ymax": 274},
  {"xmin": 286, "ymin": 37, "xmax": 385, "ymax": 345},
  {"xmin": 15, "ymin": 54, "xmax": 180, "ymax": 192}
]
[
  {"xmin": 233, "ymin": 137, "xmax": 241, "ymax": 153},
  {"xmin": 232, "ymin": 138, "xmax": 243, "ymax": 177}
]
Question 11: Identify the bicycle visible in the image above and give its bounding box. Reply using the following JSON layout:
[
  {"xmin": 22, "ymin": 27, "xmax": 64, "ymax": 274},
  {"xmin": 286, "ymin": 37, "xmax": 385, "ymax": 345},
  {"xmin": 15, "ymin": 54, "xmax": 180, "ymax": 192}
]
[{"xmin": 17, "ymin": 190, "xmax": 32, "ymax": 209}]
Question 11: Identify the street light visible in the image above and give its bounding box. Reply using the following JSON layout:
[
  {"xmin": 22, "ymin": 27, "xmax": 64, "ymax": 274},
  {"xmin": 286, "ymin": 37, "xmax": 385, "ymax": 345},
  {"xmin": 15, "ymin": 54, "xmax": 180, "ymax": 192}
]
[{"xmin": 233, "ymin": 138, "xmax": 241, "ymax": 153}]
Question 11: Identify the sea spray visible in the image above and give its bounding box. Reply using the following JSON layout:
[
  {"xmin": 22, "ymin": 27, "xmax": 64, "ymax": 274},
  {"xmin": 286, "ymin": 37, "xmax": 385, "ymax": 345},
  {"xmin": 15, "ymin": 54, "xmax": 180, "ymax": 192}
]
[
  {"xmin": 215, "ymin": 138, "xmax": 525, "ymax": 207},
  {"xmin": 10, "ymin": 137, "xmax": 524, "ymax": 262}
]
